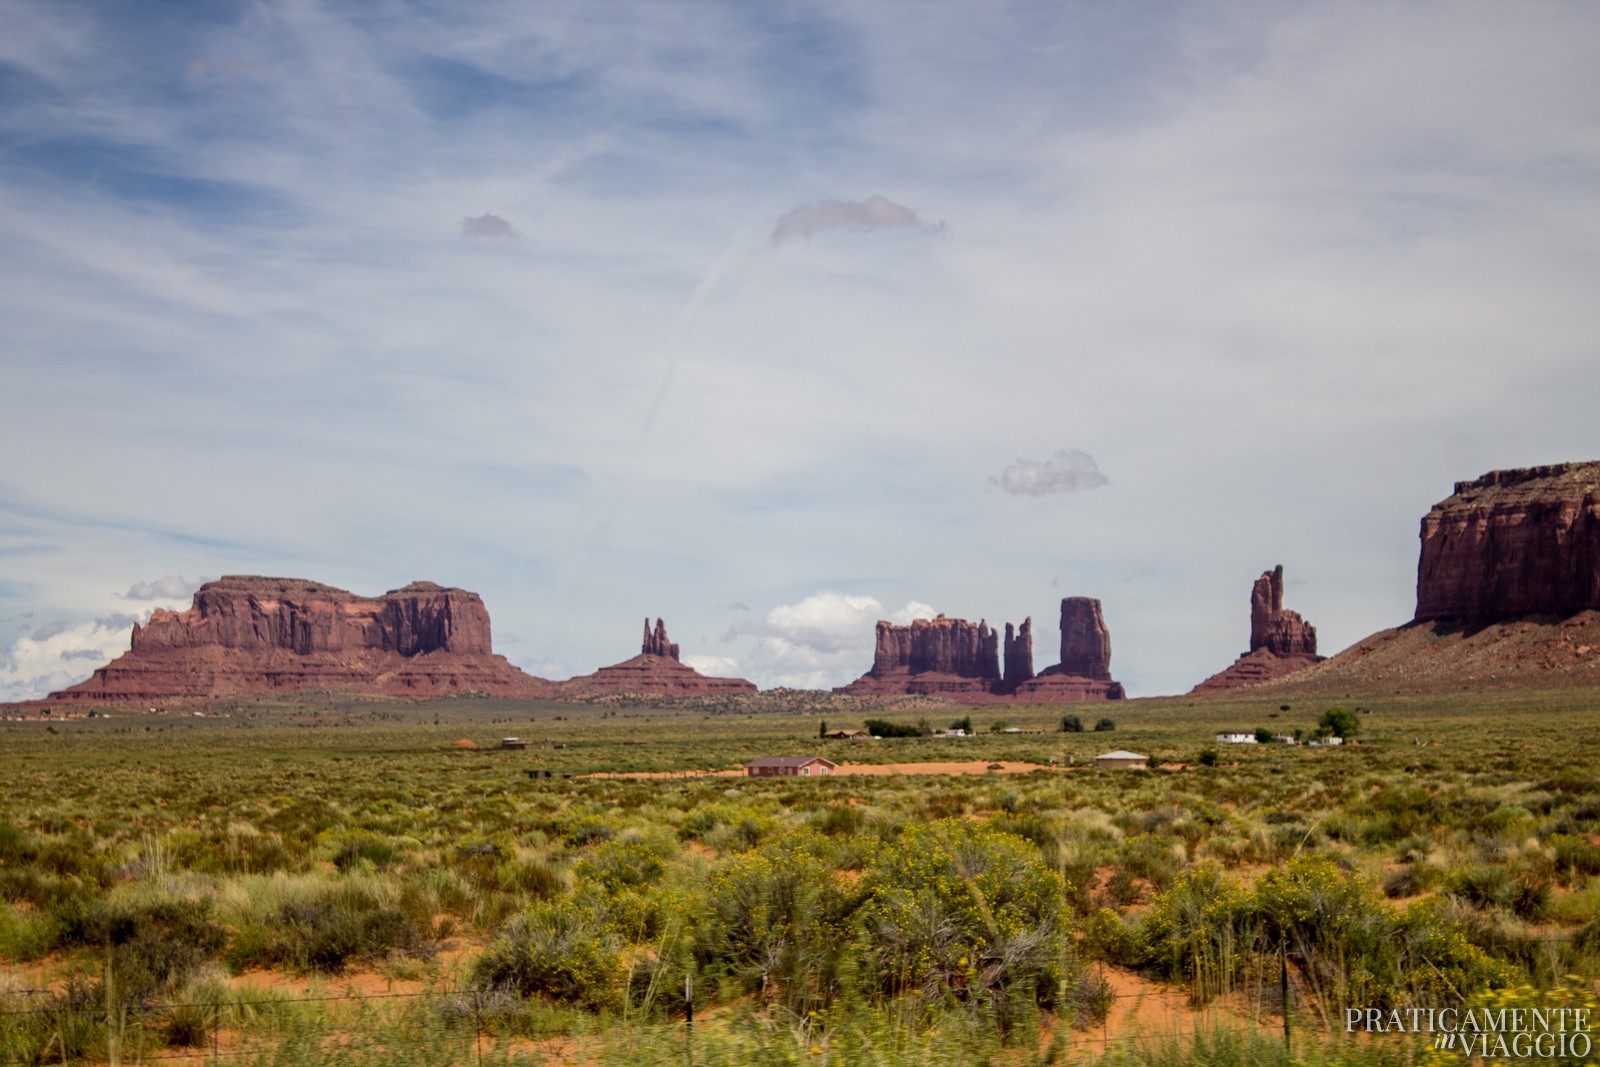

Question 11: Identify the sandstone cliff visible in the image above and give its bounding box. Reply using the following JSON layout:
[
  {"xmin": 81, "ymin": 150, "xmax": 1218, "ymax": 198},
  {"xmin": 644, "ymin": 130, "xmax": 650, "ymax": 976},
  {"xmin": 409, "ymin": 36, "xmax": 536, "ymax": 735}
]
[
  {"xmin": 1191, "ymin": 565, "xmax": 1323, "ymax": 693},
  {"xmin": 560, "ymin": 618, "xmax": 756, "ymax": 696},
  {"xmin": 1416, "ymin": 462, "xmax": 1600, "ymax": 623},
  {"xmin": 1012, "ymin": 598, "xmax": 1126, "ymax": 702},
  {"xmin": 50, "ymin": 576, "xmax": 552, "ymax": 701}
]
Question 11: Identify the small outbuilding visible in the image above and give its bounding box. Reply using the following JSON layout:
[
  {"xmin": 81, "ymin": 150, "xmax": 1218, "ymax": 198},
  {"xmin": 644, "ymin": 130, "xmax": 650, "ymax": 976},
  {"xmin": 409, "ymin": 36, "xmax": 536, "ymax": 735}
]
[
  {"xmin": 745, "ymin": 756, "xmax": 838, "ymax": 777},
  {"xmin": 500, "ymin": 737, "xmax": 528, "ymax": 750},
  {"xmin": 1215, "ymin": 731, "xmax": 1257, "ymax": 744},
  {"xmin": 823, "ymin": 729, "xmax": 867, "ymax": 740},
  {"xmin": 1094, "ymin": 750, "xmax": 1149, "ymax": 769}
]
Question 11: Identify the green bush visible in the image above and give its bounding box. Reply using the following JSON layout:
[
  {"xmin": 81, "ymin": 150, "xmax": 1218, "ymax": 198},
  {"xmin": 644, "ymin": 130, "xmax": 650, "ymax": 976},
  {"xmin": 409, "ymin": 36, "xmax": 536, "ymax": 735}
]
[
  {"xmin": 1093, "ymin": 718, "xmax": 1116, "ymax": 732},
  {"xmin": 857, "ymin": 819, "xmax": 1068, "ymax": 1007},
  {"xmin": 474, "ymin": 898, "xmax": 624, "ymax": 1011}
]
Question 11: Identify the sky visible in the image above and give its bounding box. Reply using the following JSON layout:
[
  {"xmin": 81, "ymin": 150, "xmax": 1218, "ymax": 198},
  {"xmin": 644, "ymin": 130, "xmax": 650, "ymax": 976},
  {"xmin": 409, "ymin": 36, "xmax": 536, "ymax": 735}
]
[{"xmin": 2, "ymin": 0, "xmax": 1598, "ymax": 701}]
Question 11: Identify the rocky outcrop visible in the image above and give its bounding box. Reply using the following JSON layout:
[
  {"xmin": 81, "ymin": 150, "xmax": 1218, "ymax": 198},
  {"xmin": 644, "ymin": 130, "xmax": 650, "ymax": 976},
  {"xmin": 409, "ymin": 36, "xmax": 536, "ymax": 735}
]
[
  {"xmin": 50, "ymin": 576, "xmax": 553, "ymax": 701},
  {"xmin": 1192, "ymin": 566, "xmax": 1323, "ymax": 694},
  {"xmin": 1251, "ymin": 566, "xmax": 1318, "ymax": 656},
  {"xmin": 1416, "ymin": 462, "xmax": 1600, "ymax": 623},
  {"xmin": 835, "ymin": 615, "xmax": 1006, "ymax": 699},
  {"xmin": 1012, "ymin": 598, "xmax": 1126, "ymax": 703},
  {"xmin": 1003, "ymin": 618, "xmax": 1035, "ymax": 692},
  {"xmin": 642, "ymin": 618, "xmax": 681, "ymax": 659},
  {"xmin": 560, "ymin": 619, "xmax": 756, "ymax": 696}
]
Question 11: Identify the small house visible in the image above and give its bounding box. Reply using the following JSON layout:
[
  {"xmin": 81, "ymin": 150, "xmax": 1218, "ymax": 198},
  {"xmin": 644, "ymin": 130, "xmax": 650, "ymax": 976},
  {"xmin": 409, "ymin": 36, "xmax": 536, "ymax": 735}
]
[
  {"xmin": 500, "ymin": 738, "xmax": 528, "ymax": 750},
  {"xmin": 1094, "ymin": 750, "xmax": 1149, "ymax": 769},
  {"xmin": 745, "ymin": 756, "xmax": 838, "ymax": 777},
  {"xmin": 1215, "ymin": 731, "xmax": 1257, "ymax": 744},
  {"xmin": 823, "ymin": 729, "xmax": 866, "ymax": 740}
]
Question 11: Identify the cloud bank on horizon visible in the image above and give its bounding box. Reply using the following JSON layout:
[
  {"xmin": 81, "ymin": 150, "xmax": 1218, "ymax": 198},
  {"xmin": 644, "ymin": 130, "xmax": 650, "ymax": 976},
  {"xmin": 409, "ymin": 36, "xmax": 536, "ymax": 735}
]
[{"xmin": 2, "ymin": 1, "xmax": 1598, "ymax": 699}]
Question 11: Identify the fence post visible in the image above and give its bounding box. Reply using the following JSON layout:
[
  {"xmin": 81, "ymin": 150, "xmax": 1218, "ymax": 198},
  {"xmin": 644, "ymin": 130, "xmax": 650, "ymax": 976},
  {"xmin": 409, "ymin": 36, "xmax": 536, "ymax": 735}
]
[
  {"xmin": 1280, "ymin": 942, "xmax": 1291, "ymax": 1050},
  {"xmin": 685, "ymin": 973, "xmax": 694, "ymax": 1067}
]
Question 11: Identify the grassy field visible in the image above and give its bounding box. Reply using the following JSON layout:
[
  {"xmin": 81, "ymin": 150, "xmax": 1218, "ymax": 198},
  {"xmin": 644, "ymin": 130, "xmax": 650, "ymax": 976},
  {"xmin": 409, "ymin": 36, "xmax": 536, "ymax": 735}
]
[{"xmin": 3, "ymin": 686, "xmax": 1600, "ymax": 1065}]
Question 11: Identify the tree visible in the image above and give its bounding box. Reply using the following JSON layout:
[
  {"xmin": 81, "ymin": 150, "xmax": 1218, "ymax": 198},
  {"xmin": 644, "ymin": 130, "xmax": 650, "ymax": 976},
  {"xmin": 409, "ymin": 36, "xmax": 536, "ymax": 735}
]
[
  {"xmin": 1254, "ymin": 727, "xmax": 1274, "ymax": 744},
  {"xmin": 819, "ymin": 720, "xmax": 828, "ymax": 739},
  {"xmin": 1093, "ymin": 717, "xmax": 1116, "ymax": 732},
  {"xmin": 1060, "ymin": 714, "xmax": 1083, "ymax": 733},
  {"xmin": 1318, "ymin": 706, "xmax": 1360, "ymax": 740},
  {"xmin": 1197, "ymin": 748, "xmax": 1219, "ymax": 767}
]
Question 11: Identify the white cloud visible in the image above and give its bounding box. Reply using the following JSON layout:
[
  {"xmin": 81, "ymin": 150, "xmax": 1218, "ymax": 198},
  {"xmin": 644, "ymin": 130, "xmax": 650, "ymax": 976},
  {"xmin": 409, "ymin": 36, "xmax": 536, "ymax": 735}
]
[
  {"xmin": 993, "ymin": 450, "xmax": 1108, "ymax": 497},
  {"xmin": 724, "ymin": 592, "xmax": 937, "ymax": 689},
  {"xmin": 0, "ymin": 617, "xmax": 134, "ymax": 703},
  {"xmin": 681, "ymin": 652, "xmax": 742, "ymax": 678},
  {"xmin": 123, "ymin": 575, "xmax": 202, "ymax": 601},
  {"xmin": 770, "ymin": 195, "xmax": 944, "ymax": 245},
  {"xmin": 461, "ymin": 213, "xmax": 518, "ymax": 239}
]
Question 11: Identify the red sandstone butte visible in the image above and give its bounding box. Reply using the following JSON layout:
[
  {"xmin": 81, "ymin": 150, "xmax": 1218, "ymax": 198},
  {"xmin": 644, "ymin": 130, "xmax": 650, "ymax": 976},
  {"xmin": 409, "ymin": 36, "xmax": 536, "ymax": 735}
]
[
  {"xmin": 49, "ymin": 576, "xmax": 554, "ymax": 702},
  {"xmin": 1011, "ymin": 597, "xmax": 1126, "ymax": 703},
  {"xmin": 1267, "ymin": 463, "xmax": 1600, "ymax": 695},
  {"xmin": 1191, "ymin": 565, "xmax": 1324, "ymax": 693},
  {"xmin": 558, "ymin": 618, "xmax": 756, "ymax": 696},
  {"xmin": 1416, "ymin": 462, "xmax": 1600, "ymax": 623},
  {"xmin": 835, "ymin": 614, "xmax": 1016, "ymax": 700}
]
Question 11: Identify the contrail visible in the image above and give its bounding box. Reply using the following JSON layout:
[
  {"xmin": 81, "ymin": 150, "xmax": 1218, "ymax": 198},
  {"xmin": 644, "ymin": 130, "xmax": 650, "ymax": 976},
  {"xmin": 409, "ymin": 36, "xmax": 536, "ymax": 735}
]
[{"xmin": 638, "ymin": 216, "xmax": 754, "ymax": 439}]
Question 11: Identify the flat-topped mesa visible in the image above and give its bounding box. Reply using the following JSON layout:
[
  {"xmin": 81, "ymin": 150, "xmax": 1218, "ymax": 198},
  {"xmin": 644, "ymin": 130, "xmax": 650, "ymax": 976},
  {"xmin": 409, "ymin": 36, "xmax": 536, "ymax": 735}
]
[
  {"xmin": 50, "ymin": 575, "xmax": 552, "ymax": 701},
  {"xmin": 560, "ymin": 618, "xmax": 756, "ymax": 696},
  {"xmin": 1012, "ymin": 597, "xmax": 1126, "ymax": 702},
  {"xmin": 1002, "ymin": 618, "xmax": 1035, "ymax": 693},
  {"xmin": 1416, "ymin": 462, "xmax": 1600, "ymax": 623},
  {"xmin": 1191, "ymin": 565, "xmax": 1323, "ymax": 694},
  {"xmin": 129, "ymin": 576, "xmax": 492, "ymax": 657},
  {"xmin": 642, "ymin": 618, "xmax": 681, "ymax": 660},
  {"xmin": 1250, "ymin": 565, "xmax": 1318, "ymax": 656}
]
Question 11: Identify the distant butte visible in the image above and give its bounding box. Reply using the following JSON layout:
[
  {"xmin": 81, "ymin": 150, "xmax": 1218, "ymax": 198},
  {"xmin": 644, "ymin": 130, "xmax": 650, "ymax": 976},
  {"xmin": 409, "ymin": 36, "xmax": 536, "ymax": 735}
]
[
  {"xmin": 836, "ymin": 599, "xmax": 1124, "ymax": 704},
  {"xmin": 48, "ymin": 575, "xmax": 554, "ymax": 702},
  {"xmin": 1010, "ymin": 597, "xmax": 1126, "ymax": 703},
  {"xmin": 558, "ymin": 618, "xmax": 756, "ymax": 697},
  {"xmin": 1190, "ymin": 565, "xmax": 1323, "ymax": 694}
]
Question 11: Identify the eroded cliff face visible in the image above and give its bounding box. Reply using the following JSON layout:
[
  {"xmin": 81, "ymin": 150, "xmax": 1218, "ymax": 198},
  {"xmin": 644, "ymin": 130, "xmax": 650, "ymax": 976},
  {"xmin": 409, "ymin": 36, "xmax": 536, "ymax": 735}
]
[
  {"xmin": 1416, "ymin": 463, "xmax": 1600, "ymax": 623},
  {"xmin": 50, "ymin": 576, "xmax": 550, "ymax": 701},
  {"xmin": 1191, "ymin": 565, "xmax": 1322, "ymax": 694},
  {"xmin": 836, "ymin": 615, "xmax": 1010, "ymax": 699}
]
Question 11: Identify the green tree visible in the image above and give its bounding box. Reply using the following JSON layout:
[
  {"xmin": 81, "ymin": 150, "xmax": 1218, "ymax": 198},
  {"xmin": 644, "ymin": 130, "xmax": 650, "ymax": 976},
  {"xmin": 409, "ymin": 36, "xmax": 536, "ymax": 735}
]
[
  {"xmin": 1093, "ymin": 717, "xmax": 1116, "ymax": 732},
  {"xmin": 1254, "ymin": 727, "xmax": 1274, "ymax": 744},
  {"xmin": 1060, "ymin": 715, "xmax": 1083, "ymax": 733},
  {"xmin": 1318, "ymin": 706, "xmax": 1360, "ymax": 740},
  {"xmin": 819, "ymin": 720, "xmax": 827, "ymax": 739}
]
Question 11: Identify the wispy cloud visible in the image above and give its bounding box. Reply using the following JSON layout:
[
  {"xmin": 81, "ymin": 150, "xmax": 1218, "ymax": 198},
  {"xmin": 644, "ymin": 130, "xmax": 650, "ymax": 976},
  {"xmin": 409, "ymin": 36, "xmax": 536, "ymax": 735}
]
[
  {"xmin": 993, "ymin": 450, "xmax": 1108, "ymax": 497},
  {"xmin": 770, "ymin": 195, "xmax": 944, "ymax": 245},
  {"xmin": 462, "ymin": 213, "xmax": 518, "ymax": 239},
  {"xmin": 123, "ymin": 575, "xmax": 202, "ymax": 601}
]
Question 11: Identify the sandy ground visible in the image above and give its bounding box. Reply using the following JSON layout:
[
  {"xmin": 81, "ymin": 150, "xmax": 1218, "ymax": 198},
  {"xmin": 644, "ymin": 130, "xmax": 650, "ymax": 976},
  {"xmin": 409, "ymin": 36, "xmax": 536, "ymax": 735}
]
[{"xmin": 586, "ymin": 760, "xmax": 1064, "ymax": 779}]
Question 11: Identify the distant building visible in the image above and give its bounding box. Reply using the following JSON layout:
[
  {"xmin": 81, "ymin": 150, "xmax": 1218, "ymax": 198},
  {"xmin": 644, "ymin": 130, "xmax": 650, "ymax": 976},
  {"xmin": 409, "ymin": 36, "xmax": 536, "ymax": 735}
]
[
  {"xmin": 1094, "ymin": 750, "xmax": 1149, "ymax": 769},
  {"xmin": 1215, "ymin": 732, "xmax": 1258, "ymax": 744},
  {"xmin": 745, "ymin": 756, "xmax": 838, "ymax": 777},
  {"xmin": 823, "ymin": 729, "xmax": 867, "ymax": 740},
  {"xmin": 500, "ymin": 738, "xmax": 528, "ymax": 750},
  {"xmin": 1272, "ymin": 735, "xmax": 1297, "ymax": 745}
]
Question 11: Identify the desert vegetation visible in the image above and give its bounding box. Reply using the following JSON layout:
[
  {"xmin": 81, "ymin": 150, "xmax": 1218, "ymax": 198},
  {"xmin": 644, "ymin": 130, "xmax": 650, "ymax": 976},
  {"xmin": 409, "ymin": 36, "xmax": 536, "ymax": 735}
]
[{"xmin": 3, "ymin": 686, "xmax": 1600, "ymax": 1064}]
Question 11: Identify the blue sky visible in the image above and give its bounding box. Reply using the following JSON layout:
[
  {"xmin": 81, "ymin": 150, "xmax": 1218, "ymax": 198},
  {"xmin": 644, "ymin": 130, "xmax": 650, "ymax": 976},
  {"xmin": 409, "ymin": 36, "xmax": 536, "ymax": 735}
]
[{"xmin": 3, "ymin": 0, "xmax": 1599, "ymax": 700}]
